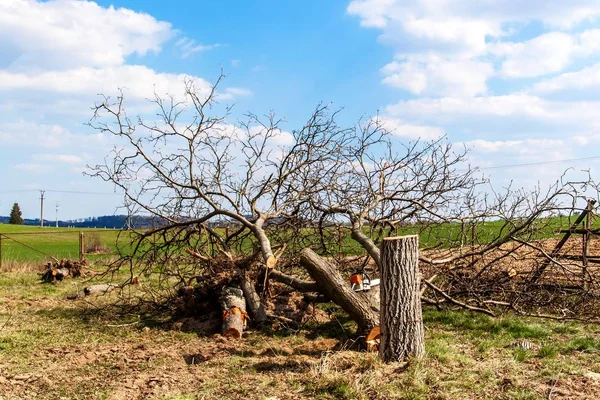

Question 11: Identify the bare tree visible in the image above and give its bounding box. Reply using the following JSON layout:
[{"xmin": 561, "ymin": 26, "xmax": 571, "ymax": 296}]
[
  {"xmin": 87, "ymin": 72, "xmax": 600, "ymax": 339},
  {"xmin": 87, "ymin": 73, "xmax": 353, "ymax": 322}
]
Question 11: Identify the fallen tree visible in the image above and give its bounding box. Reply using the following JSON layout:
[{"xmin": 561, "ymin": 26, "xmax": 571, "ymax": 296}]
[{"xmin": 85, "ymin": 71, "xmax": 600, "ymax": 345}]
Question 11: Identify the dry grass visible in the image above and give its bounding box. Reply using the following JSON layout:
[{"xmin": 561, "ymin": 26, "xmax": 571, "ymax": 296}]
[{"xmin": 2, "ymin": 269, "xmax": 600, "ymax": 399}]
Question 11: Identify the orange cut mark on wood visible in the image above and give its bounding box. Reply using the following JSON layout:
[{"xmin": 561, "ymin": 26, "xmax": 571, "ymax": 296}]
[
  {"xmin": 222, "ymin": 306, "xmax": 250, "ymax": 327},
  {"xmin": 266, "ymin": 255, "xmax": 277, "ymax": 269},
  {"xmin": 366, "ymin": 326, "xmax": 381, "ymax": 352}
]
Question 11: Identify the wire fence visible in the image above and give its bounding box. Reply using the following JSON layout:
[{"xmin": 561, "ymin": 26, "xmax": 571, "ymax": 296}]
[{"xmin": 0, "ymin": 229, "xmax": 124, "ymax": 270}]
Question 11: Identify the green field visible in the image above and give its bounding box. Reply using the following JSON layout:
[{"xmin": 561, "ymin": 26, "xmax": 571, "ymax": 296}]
[
  {"xmin": 0, "ymin": 214, "xmax": 592, "ymax": 267},
  {"xmin": 0, "ymin": 224, "xmax": 122, "ymax": 267}
]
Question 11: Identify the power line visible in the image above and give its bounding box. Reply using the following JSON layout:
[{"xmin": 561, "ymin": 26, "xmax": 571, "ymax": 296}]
[
  {"xmin": 45, "ymin": 189, "xmax": 121, "ymax": 196},
  {"xmin": 0, "ymin": 189, "xmax": 121, "ymax": 196},
  {"xmin": 479, "ymin": 155, "xmax": 600, "ymax": 171}
]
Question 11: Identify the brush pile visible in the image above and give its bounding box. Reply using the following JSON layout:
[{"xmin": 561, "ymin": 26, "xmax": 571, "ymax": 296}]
[{"xmin": 39, "ymin": 259, "xmax": 85, "ymax": 283}]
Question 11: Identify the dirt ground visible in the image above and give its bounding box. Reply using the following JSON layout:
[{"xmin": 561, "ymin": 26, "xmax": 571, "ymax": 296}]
[
  {"xmin": 2, "ymin": 276, "xmax": 600, "ymax": 400},
  {"xmin": 2, "ymin": 237, "xmax": 600, "ymax": 399}
]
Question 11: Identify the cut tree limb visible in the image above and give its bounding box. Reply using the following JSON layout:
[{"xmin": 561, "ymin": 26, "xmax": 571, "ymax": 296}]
[
  {"xmin": 239, "ymin": 269, "xmax": 268, "ymax": 324},
  {"xmin": 422, "ymin": 279, "xmax": 495, "ymax": 317},
  {"xmin": 67, "ymin": 283, "xmax": 121, "ymax": 300},
  {"xmin": 219, "ymin": 286, "xmax": 247, "ymax": 338},
  {"xmin": 268, "ymin": 269, "xmax": 319, "ymax": 292},
  {"xmin": 300, "ymin": 248, "xmax": 379, "ymax": 334}
]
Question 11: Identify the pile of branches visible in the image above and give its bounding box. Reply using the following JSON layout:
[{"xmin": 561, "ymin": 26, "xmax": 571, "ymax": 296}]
[
  {"xmin": 85, "ymin": 72, "xmax": 600, "ymax": 341},
  {"xmin": 40, "ymin": 259, "xmax": 85, "ymax": 283}
]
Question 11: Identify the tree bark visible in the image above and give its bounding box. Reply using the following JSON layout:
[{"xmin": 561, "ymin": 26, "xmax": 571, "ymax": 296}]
[
  {"xmin": 350, "ymin": 224, "xmax": 381, "ymax": 268},
  {"xmin": 300, "ymin": 248, "xmax": 379, "ymax": 334},
  {"xmin": 219, "ymin": 287, "xmax": 247, "ymax": 338},
  {"xmin": 239, "ymin": 270, "xmax": 268, "ymax": 324},
  {"xmin": 268, "ymin": 269, "xmax": 319, "ymax": 292},
  {"xmin": 379, "ymin": 235, "xmax": 425, "ymax": 362}
]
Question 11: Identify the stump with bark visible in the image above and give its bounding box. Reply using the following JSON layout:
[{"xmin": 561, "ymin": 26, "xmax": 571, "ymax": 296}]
[
  {"xmin": 219, "ymin": 286, "xmax": 248, "ymax": 338},
  {"xmin": 379, "ymin": 235, "xmax": 425, "ymax": 362}
]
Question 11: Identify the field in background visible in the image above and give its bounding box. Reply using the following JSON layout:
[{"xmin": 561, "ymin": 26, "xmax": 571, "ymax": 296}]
[
  {"xmin": 0, "ymin": 214, "xmax": 593, "ymax": 268},
  {"xmin": 0, "ymin": 224, "xmax": 122, "ymax": 269}
]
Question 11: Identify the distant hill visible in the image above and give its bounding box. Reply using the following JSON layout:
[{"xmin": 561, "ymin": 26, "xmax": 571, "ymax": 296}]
[{"xmin": 0, "ymin": 215, "xmax": 160, "ymax": 229}]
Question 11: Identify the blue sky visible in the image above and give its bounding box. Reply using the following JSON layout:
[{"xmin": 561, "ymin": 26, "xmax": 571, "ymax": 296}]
[{"xmin": 2, "ymin": 0, "xmax": 600, "ymax": 219}]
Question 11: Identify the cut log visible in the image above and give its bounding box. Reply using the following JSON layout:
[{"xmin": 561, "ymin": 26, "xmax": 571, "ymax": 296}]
[
  {"xmin": 54, "ymin": 268, "xmax": 70, "ymax": 280},
  {"xmin": 84, "ymin": 283, "xmax": 119, "ymax": 295},
  {"xmin": 379, "ymin": 235, "xmax": 425, "ymax": 362},
  {"xmin": 366, "ymin": 326, "xmax": 381, "ymax": 352},
  {"xmin": 66, "ymin": 283, "xmax": 120, "ymax": 300},
  {"xmin": 239, "ymin": 270, "xmax": 268, "ymax": 324},
  {"xmin": 219, "ymin": 287, "xmax": 247, "ymax": 339},
  {"xmin": 300, "ymin": 248, "xmax": 379, "ymax": 334},
  {"xmin": 40, "ymin": 259, "xmax": 85, "ymax": 283}
]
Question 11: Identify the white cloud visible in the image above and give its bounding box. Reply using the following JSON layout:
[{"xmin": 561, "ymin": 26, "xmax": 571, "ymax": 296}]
[
  {"xmin": 348, "ymin": 1, "xmax": 600, "ymax": 96},
  {"xmin": 492, "ymin": 32, "xmax": 575, "ymax": 78},
  {"xmin": 175, "ymin": 37, "xmax": 220, "ymax": 58},
  {"xmin": 13, "ymin": 163, "xmax": 52, "ymax": 173},
  {"xmin": 385, "ymin": 94, "xmax": 551, "ymax": 118},
  {"xmin": 222, "ymin": 87, "xmax": 253, "ymax": 99},
  {"xmin": 35, "ymin": 154, "xmax": 85, "ymax": 165},
  {"xmin": 0, "ymin": 0, "xmax": 174, "ymax": 71},
  {"xmin": 462, "ymin": 138, "xmax": 565, "ymax": 155},
  {"xmin": 532, "ymin": 63, "xmax": 600, "ymax": 95},
  {"xmin": 378, "ymin": 117, "xmax": 444, "ymax": 140},
  {"xmin": 0, "ymin": 121, "xmax": 110, "ymax": 149},
  {"xmin": 0, "ymin": 65, "xmax": 210, "ymax": 100},
  {"xmin": 381, "ymin": 54, "xmax": 493, "ymax": 97},
  {"xmin": 489, "ymin": 29, "xmax": 600, "ymax": 78}
]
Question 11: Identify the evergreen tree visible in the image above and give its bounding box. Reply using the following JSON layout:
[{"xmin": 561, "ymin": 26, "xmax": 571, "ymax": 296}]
[{"xmin": 9, "ymin": 203, "xmax": 23, "ymax": 225}]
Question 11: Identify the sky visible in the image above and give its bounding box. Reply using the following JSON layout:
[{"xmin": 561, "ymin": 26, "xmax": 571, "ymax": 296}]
[{"xmin": 2, "ymin": 0, "xmax": 600, "ymax": 220}]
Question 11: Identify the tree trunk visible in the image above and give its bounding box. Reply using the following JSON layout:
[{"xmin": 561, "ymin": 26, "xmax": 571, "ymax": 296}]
[
  {"xmin": 219, "ymin": 287, "xmax": 247, "ymax": 338},
  {"xmin": 379, "ymin": 235, "xmax": 425, "ymax": 362},
  {"xmin": 300, "ymin": 248, "xmax": 379, "ymax": 334}
]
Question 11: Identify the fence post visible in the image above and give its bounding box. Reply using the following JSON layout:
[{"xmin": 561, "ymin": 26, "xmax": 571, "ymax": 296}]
[
  {"xmin": 583, "ymin": 199, "xmax": 594, "ymax": 290},
  {"xmin": 79, "ymin": 232, "xmax": 85, "ymax": 262},
  {"xmin": 0, "ymin": 234, "xmax": 2, "ymax": 270}
]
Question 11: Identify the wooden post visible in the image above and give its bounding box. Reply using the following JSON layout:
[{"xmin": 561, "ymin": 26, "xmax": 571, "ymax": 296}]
[
  {"xmin": 583, "ymin": 200, "xmax": 594, "ymax": 290},
  {"xmin": 530, "ymin": 199, "xmax": 596, "ymax": 284},
  {"xmin": 79, "ymin": 232, "xmax": 85, "ymax": 262},
  {"xmin": 471, "ymin": 222, "xmax": 476, "ymax": 265},
  {"xmin": 379, "ymin": 235, "xmax": 425, "ymax": 363},
  {"xmin": 0, "ymin": 234, "xmax": 2, "ymax": 270}
]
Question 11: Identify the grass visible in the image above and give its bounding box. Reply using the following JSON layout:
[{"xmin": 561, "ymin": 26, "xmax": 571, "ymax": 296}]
[
  {"xmin": 0, "ymin": 212, "xmax": 594, "ymax": 267},
  {"xmin": 0, "ymin": 224, "xmax": 125, "ymax": 268},
  {"xmin": 1, "ymin": 269, "xmax": 600, "ymax": 399}
]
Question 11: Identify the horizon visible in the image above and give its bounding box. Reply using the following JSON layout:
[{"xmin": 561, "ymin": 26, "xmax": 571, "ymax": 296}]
[{"xmin": 2, "ymin": 1, "xmax": 600, "ymax": 219}]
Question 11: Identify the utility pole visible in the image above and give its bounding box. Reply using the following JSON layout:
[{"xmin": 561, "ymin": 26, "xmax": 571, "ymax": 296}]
[
  {"xmin": 55, "ymin": 203, "xmax": 59, "ymax": 228},
  {"xmin": 39, "ymin": 190, "xmax": 45, "ymax": 228}
]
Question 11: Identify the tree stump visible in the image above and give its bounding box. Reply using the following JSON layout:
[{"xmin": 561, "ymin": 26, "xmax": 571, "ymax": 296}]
[
  {"xmin": 219, "ymin": 287, "xmax": 248, "ymax": 339},
  {"xmin": 379, "ymin": 235, "xmax": 425, "ymax": 362}
]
